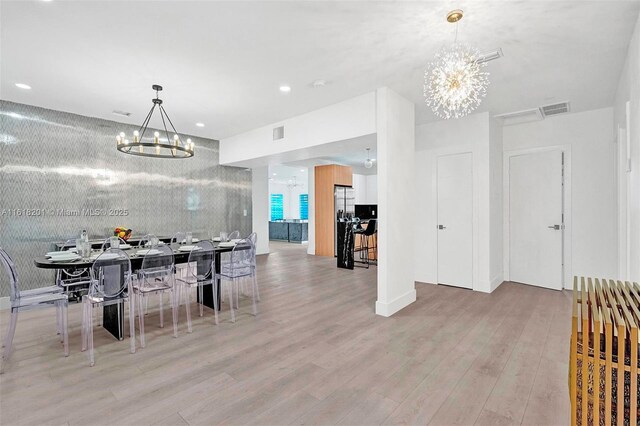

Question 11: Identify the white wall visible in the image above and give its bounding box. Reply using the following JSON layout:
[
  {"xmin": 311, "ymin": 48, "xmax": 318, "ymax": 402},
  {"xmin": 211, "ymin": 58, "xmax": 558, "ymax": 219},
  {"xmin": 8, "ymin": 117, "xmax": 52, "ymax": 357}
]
[
  {"xmin": 376, "ymin": 87, "xmax": 417, "ymax": 317},
  {"xmin": 251, "ymin": 167, "xmax": 270, "ymax": 255},
  {"xmin": 352, "ymin": 173, "xmax": 378, "ymax": 205},
  {"xmin": 307, "ymin": 166, "xmax": 315, "ymax": 255},
  {"xmin": 503, "ymin": 108, "xmax": 618, "ymax": 280},
  {"xmin": 614, "ymin": 13, "xmax": 640, "ymax": 282},
  {"xmin": 220, "ymin": 92, "xmax": 376, "ymax": 165},
  {"xmin": 489, "ymin": 118, "xmax": 504, "ymax": 291},
  {"xmin": 414, "ymin": 112, "xmax": 493, "ymax": 292}
]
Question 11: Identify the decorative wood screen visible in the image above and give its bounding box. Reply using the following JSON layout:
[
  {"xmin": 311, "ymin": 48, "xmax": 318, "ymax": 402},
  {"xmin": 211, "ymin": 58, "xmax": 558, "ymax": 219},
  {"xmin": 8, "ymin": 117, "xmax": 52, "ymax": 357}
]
[{"xmin": 570, "ymin": 277, "xmax": 639, "ymax": 425}]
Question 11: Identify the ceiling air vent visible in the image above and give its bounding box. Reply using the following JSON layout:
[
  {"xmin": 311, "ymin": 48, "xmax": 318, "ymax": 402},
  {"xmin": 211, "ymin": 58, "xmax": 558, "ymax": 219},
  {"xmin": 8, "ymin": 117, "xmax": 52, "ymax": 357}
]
[
  {"xmin": 540, "ymin": 102, "xmax": 570, "ymax": 118},
  {"xmin": 112, "ymin": 110, "xmax": 131, "ymax": 117},
  {"xmin": 494, "ymin": 108, "xmax": 543, "ymax": 126},
  {"xmin": 273, "ymin": 126, "xmax": 284, "ymax": 141}
]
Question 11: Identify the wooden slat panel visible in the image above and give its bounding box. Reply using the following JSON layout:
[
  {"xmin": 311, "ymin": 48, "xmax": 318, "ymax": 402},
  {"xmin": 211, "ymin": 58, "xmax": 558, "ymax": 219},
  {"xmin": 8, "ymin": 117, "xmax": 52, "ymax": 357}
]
[
  {"xmin": 588, "ymin": 278, "xmax": 600, "ymax": 426},
  {"xmin": 580, "ymin": 277, "xmax": 589, "ymax": 426},
  {"xmin": 314, "ymin": 165, "xmax": 353, "ymax": 257},
  {"xmin": 570, "ymin": 276, "xmax": 579, "ymax": 426}
]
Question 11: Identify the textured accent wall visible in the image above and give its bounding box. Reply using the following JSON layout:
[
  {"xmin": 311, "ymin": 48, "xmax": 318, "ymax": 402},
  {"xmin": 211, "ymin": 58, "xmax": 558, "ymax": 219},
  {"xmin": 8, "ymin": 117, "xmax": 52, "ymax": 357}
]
[{"xmin": 0, "ymin": 100, "xmax": 252, "ymax": 297}]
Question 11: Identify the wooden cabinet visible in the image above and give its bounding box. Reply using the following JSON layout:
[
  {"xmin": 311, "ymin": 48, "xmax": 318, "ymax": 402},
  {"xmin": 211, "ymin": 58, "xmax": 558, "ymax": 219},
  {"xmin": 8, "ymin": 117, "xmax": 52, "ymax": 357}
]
[{"xmin": 314, "ymin": 165, "xmax": 352, "ymax": 257}]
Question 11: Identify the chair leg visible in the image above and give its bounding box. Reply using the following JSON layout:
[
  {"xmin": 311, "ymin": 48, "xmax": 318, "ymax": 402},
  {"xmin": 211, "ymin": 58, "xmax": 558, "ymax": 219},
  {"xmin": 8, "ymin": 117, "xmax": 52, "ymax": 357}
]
[
  {"xmin": 2, "ymin": 308, "xmax": 19, "ymax": 366},
  {"xmin": 56, "ymin": 303, "xmax": 62, "ymax": 337},
  {"xmin": 198, "ymin": 285, "xmax": 204, "ymax": 317},
  {"xmin": 159, "ymin": 292, "xmax": 164, "ymax": 328},
  {"xmin": 227, "ymin": 279, "xmax": 235, "ymax": 323},
  {"xmin": 128, "ymin": 292, "xmax": 136, "ymax": 354},
  {"xmin": 184, "ymin": 285, "xmax": 193, "ymax": 333},
  {"xmin": 254, "ymin": 269, "xmax": 261, "ymax": 302},
  {"xmin": 137, "ymin": 293, "xmax": 146, "ymax": 349},
  {"xmin": 61, "ymin": 301, "xmax": 69, "ymax": 357},
  {"xmin": 171, "ymin": 289, "xmax": 178, "ymax": 338},
  {"xmin": 251, "ymin": 274, "xmax": 258, "ymax": 316},
  {"xmin": 88, "ymin": 303, "xmax": 95, "ymax": 367},
  {"xmin": 81, "ymin": 298, "xmax": 87, "ymax": 352},
  {"xmin": 213, "ymin": 279, "xmax": 219, "ymax": 325}
]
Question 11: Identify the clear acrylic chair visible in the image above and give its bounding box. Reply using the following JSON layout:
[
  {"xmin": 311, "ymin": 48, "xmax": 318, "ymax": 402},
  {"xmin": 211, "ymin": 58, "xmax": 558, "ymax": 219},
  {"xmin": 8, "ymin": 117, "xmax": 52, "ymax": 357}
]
[
  {"xmin": 0, "ymin": 247, "xmax": 69, "ymax": 373},
  {"xmin": 172, "ymin": 232, "xmax": 186, "ymax": 244},
  {"xmin": 81, "ymin": 249, "xmax": 135, "ymax": 366},
  {"xmin": 132, "ymin": 245, "xmax": 178, "ymax": 347},
  {"xmin": 218, "ymin": 239, "xmax": 257, "ymax": 323},
  {"xmin": 227, "ymin": 230, "xmax": 241, "ymax": 240},
  {"xmin": 176, "ymin": 241, "xmax": 219, "ymax": 331},
  {"xmin": 246, "ymin": 232, "xmax": 260, "ymax": 302}
]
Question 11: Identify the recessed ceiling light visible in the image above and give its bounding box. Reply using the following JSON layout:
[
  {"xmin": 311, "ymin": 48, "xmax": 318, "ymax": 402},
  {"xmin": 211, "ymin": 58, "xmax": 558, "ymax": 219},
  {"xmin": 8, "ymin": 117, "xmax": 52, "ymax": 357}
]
[
  {"xmin": 300, "ymin": 169, "xmax": 305, "ymax": 172},
  {"xmin": 272, "ymin": 173, "xmax": 277, "ymax": 176},
  {"xmin": 195, "ymin": 122, "xmax": 205, "ymax": 127},
  {"xmin": 279, "ymin": 85, "xmax": 291, "ymax": 93},
  {"xmin": 15, "ymin": 83, "xmax": 31, "ymax": 90}
]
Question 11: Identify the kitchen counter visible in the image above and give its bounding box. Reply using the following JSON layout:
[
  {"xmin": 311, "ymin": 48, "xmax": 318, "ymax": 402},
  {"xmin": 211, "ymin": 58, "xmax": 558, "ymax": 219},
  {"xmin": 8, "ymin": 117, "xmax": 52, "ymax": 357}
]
[{"xmin": 269, "ymin": 221, "xmax": 308, "ymax": 243}]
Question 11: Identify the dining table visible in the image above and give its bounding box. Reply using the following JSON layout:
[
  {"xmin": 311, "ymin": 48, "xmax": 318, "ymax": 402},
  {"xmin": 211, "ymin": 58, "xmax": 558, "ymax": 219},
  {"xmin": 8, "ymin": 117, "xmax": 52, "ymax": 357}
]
[{"xmin": 33, "ymin": 239, "xmax": 246, "ymax": 340}]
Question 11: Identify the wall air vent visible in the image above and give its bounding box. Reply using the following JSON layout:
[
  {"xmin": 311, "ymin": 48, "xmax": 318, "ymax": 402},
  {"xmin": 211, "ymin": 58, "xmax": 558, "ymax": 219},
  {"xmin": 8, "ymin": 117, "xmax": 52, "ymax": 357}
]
[
  {"xmin": 273, "ymin": 125, "xmax": 284, "ymax": 141},
  {"xmin": 494, "ymin": 108, "xmax": 543, "ymax": 126},
  {"xmin": 477, "ymin": 48, "xmax": 503, "ymax": 64},
  {"xmin": 540, "ymin": 102, "xmax": 571, "ymax": 117}
]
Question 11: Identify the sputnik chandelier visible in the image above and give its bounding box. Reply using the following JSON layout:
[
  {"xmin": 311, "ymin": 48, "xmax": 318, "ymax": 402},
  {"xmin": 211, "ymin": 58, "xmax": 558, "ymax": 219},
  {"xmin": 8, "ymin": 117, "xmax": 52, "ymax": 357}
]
[
  {"xmin": 116, "ymin": 85, "xmax": 194, "ymax": 158},
  {"xmin": 424, "ymin": 10, "xmax": 489, "ymax": 119}
]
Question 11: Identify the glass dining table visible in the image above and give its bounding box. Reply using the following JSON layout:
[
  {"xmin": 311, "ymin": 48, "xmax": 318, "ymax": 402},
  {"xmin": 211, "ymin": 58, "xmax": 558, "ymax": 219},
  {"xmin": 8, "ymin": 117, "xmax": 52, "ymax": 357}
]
[{"xmin": 33, "ymin": 239, "xmax": 244, "ymax": 340}]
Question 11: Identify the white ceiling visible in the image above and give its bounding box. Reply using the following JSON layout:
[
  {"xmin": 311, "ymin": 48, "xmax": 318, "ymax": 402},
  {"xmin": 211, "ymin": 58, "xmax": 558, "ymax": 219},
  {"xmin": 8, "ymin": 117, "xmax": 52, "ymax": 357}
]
[
  {"xmin": 269, "ymin": 164, "xmax": 309, "ymax": 186},
  {"xmin": 1, "ymin": 1, "xmax": 638, "ymax": 141}
]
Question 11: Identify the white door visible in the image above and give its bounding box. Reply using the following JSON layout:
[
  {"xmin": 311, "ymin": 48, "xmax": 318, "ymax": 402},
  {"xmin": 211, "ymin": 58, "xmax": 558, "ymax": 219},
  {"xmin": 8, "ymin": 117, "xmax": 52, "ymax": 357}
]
[
  {"xmin": 509, "ymin": 150, "xmax": 563, "ymax": 290},
  {"xmin": 437, "ymin": 153, "xmax": 473, "ymax": 289}
]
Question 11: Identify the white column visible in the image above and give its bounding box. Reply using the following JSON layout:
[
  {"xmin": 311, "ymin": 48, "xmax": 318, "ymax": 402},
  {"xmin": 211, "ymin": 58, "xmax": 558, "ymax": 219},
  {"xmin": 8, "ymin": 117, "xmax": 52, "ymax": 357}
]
[
  {"xmin": 307, "ymin": 166, "xmax": 315, "ymax": 255},
  {"xmin": 375, "ymin": 87, "xmax": 416, "ymax": 317},
  {"xmin": 252, "ymin": 166, "xmax": 270, "ymax": 255}
]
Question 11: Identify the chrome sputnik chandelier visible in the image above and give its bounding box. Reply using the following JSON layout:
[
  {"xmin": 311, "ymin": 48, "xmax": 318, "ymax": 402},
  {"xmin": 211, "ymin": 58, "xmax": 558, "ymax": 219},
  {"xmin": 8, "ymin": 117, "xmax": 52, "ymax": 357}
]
[
  {"xmin": 116, "ymin": 85, "xmax": 194, "ymax": 158},
  {"xmin": 424, "ymin": 10, "xmax": 489, "ymax": 119}
]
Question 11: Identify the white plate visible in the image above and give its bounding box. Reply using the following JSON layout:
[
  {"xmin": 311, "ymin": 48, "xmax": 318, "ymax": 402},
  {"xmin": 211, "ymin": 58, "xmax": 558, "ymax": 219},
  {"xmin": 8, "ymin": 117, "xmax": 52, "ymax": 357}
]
[
  {"xmin": 230, "ymin": 239, "xmax": 242, "ymax": 243},
  {"xmin": 46, "ymin": 251, "xmax": 70, "ymax": 258},
  {"xmin": 212, "ymin": 237, "xmax": 221, "ymax": 242},
  {"xmin": 91, "ymin": 252, "xmax": 120, "ymax": 260},
  {"xmin": 218, "ymin": 242, "xmax": 236, "ymax": 248},
  {"xmin": 180, "ymin": 238, "xmax": 200, "ymax": 244},
  {"xmin": 118, "ymin": 244, "xmax": 132, "ymax": 250},
  {"xmin": 137, "ymin": 249, "xmax": 162, "ymax": 256},
  {"xmin": 178, "ymin": 245, "xmax": 202, "ymax": 252},
  {"xmin": 49, "ymin": 253, "xmax": 81, "ymax": 262}
]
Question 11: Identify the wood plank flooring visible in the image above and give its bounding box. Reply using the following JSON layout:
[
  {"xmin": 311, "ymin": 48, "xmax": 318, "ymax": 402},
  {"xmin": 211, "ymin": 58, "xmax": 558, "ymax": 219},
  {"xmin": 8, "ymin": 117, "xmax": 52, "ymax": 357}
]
[{"xmin": 0, "ymin": 242, "xmax": 571, "ymax": 425}]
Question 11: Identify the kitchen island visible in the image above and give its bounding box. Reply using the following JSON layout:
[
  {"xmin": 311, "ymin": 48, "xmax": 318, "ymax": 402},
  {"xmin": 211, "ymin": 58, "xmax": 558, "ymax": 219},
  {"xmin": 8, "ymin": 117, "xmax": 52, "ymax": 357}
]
[{"xmin": 269, "ymin": 220, "xmax": 308, "ymax": 243}]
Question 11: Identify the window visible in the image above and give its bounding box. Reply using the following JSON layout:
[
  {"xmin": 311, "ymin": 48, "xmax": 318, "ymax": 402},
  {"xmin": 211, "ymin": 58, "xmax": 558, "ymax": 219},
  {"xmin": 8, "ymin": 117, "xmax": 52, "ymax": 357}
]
[
  {"xmin": 300, "ymin": 194, "xmax": 309, "ymax": 220},
  {"xmin": 270, "ymin": 194, "xmax": 283, "ymax": 221}
]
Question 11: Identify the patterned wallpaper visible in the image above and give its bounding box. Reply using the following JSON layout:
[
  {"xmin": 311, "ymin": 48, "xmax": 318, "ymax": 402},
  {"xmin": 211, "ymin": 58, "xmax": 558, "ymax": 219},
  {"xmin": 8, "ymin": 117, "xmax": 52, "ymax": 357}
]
[{"xmin": 0, "ymin": 100, "xmax": 252, "ymax": 297}]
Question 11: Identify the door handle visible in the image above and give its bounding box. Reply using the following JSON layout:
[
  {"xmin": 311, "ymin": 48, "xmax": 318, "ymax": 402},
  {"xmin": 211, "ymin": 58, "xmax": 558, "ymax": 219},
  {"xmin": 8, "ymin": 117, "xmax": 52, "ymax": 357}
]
[
  {"xmin": 547, "ymin": 225, "xmax": 561, "ymax": 230},
  {"xmin": 438, "ymin": 225, "xmax": 446, "ymax": 230}
]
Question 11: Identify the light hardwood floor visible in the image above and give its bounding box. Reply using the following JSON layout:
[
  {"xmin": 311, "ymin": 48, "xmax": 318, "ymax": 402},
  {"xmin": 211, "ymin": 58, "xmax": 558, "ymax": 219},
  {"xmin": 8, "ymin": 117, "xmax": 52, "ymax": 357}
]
[{"xmin": 0, "ymin": 242, "xmax": 571, "ymax": 425}]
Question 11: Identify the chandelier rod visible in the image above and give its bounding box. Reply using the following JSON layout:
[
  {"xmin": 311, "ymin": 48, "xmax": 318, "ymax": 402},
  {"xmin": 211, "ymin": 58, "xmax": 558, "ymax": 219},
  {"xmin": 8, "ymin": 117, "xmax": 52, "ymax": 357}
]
[
  {"xmin": 136, "ymin": 102, "xmax": 157, "ymax": 146},
  {"xmin": 159, "ymin": 105, "xmax": 182, "ymax": 158}
]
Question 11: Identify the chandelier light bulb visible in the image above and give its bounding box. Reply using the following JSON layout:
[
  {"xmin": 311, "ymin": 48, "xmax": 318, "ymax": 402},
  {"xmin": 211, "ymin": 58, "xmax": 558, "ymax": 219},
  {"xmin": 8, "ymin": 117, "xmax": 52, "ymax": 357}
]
[
  {"xmin": 154, "ymin": 131, "xmax": 160, "ymax": 137},
  {"xmin": 119, "ymin": 132, "xmax": 125, "ymax": 138},
  {"xmin": 133, "ymin": 130, "xmax": 139, "ymax": 136}
]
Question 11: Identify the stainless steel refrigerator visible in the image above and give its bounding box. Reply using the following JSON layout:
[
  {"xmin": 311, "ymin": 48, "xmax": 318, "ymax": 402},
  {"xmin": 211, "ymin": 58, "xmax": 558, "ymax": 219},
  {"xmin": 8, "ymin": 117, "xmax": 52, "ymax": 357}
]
[{"xmin": 334, "ymin": 185, "xmax": 355, "ymax": 256}]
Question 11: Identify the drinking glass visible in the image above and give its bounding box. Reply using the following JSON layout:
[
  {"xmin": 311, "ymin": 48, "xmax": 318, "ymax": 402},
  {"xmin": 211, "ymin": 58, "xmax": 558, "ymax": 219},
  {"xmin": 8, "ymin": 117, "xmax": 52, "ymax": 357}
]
[
  {"xmin": 109, "ymin": 236, "xmax": 120, "ymax": 249},
  {"xmin": 186, "ymin": 232, "xmax": 193, "ymax": 245},
  {"xmin": 220, "ymin": 232, "xmax": 228, "ymax": 242},
  {"xmin": 82, "ymin": 241, "xmax": 92, "ymax": 260},
  {"xmin": 75, "ymin": 238, "xmax": 83, "ymax": 254}
]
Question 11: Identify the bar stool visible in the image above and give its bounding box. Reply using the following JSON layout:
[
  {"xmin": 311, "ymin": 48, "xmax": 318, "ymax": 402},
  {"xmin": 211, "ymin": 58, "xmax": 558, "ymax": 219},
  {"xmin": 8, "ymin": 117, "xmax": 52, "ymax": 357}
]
[{"xmin": 355, "ymin": 219, "xmax": 377, "ymax": 268}]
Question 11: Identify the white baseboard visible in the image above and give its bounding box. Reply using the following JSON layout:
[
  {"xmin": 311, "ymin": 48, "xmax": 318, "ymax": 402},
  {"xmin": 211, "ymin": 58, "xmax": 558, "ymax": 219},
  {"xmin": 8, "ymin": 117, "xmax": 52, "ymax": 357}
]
[
  {"xmin": 0, "ymin": 296, "xmax": 9, "ymax": 311},
  {"xmin": 490, "ymin": 273, "xmax": 504, "ymax": 292},
  {"xmin": 375, "ymin": 288, "xmax": 417, "ymax": 317}
]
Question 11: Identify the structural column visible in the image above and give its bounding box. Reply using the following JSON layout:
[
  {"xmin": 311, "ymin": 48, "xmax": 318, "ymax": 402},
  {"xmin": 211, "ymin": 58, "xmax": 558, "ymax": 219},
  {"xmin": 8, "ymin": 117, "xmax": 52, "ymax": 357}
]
[
  {"xmin": 251, "ymin": 166, "xmax": 270, "ymax": 255},
  {"xmin": 375, "ymin": 87, "xmax": 417, "ymax": 316}
]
